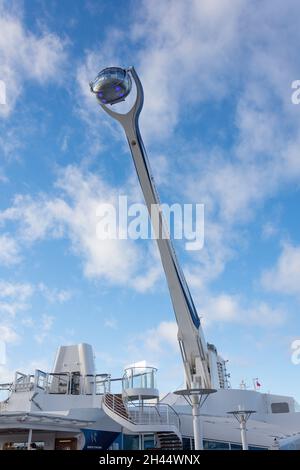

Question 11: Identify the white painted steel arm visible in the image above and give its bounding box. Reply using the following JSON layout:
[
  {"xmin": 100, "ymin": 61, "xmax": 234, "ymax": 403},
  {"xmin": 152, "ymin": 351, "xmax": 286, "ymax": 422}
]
[{"xmin": 97, "ymin": 67, "xmax": 211, "ymax": 389}]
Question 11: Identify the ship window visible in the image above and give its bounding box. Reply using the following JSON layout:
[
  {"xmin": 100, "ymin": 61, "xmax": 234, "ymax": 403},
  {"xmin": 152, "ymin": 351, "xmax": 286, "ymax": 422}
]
[
  {"xmin": 248, "ymin": 445, "xmax": 268, "ymax": 451},
  {"xmin": 203, "ymin": 440, "xmax": 230, "ymax": 450},
  {"xmin": 143, "ymin": 434, "xmax": 155, "ymax": 450},
  {"xmin": 230, "ymin": 443, "xmax": 243, "ymax": 450},
  {"xmin": 123, "ymin": 434, "xmax": 139, "ymax": 450},
  {"xmin": 271, "ymin": 402, "xmax": 290, "ymax": 413}
]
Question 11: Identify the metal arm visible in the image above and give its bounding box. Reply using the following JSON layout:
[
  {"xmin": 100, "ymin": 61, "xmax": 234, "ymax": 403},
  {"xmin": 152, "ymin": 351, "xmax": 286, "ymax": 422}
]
[{"xmin": 97, "ymin": 67, "xmax": 211, "ymax": 389}]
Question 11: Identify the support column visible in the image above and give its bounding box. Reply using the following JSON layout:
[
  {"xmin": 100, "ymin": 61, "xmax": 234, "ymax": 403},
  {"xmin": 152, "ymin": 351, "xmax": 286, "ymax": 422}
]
[
  {"xmin": 240, "ymin": 416, "xmax": 248, "ymax": 450},
  {"xmin": 27, "ymin": 428, "xmax": 32, "ymax": 450},
  {"xmin": 192, "ymin": 402, "xmax": 203, "ymax": 450},
  {"xmin": 174, "ymin": 388, "xmax": 216, "ymax": 451},
  {"xmin": 227, "ymin": 408, "xmax": 256, "ymax": 450}
]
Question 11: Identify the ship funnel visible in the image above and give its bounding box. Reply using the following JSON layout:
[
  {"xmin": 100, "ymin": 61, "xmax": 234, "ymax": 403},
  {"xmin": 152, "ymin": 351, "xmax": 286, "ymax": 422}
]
[{"xmin": 52, "ymin": 343, "xmax": 95, "ymax": 376}]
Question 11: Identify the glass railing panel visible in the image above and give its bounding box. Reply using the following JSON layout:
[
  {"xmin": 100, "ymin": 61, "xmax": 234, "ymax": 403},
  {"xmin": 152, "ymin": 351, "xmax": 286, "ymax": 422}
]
[
  {"xmin": 95, "ymin": 374, "xmax": 111, "ymax": 394},
  {"xmin": 123, "ymin": 367, "xmax": 157, "ymax": 391},
  {"xmin": 127, "ymin": 403, "xmax": 180, "ymax": 429},
  {"xmin": 35, "ymin": 370, "xmax": 47, "ymax": 390},
  {"xmin": 46, "ymin": 373, "xmax": 69, "ymax": 394}
]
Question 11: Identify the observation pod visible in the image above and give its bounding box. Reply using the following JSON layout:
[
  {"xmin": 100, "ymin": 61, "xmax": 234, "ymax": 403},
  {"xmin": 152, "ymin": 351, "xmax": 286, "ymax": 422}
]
[{"xmin": 90, "ymin": 67, "xmax": 132, "ymax": 105}]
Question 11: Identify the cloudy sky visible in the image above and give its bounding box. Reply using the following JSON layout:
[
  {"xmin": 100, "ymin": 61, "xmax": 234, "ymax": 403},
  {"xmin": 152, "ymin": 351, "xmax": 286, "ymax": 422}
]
[{"xmin": 0, "ymin": 0, "xmax": 299, "ymax": 400}]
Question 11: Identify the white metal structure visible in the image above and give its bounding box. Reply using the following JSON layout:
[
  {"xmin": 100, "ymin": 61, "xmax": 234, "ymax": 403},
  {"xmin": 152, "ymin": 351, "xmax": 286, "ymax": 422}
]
[
  {"xmin": 90, "ymin": 66, "xmax": 228, "ymax": 449},
  {"xmin": 91, "ymin": 66, "xmax": 213, "ymax": 392},
  {"xmin": 0, "ymin": 343, "xmax": 299, "ymax": 450}
]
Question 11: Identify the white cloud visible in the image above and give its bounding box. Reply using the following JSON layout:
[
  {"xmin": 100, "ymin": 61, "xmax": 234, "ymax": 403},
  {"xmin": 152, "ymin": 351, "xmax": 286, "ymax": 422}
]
[
  {"xmin": 0, "ymin": 3, "xmax": 67, "ymax": 116},
  {"xmin": 34, "ymin": 314, "xmax": 54, "ymax": 344},
  {"xmin": 0, "ymin": 323, "xmax": 19, "ymax": 371},
  {"xmin": 38, "ymin": 283, "xmax": 72, "ymax": 303},
  {"xmin": 247, "ymin": 302, "xmax": 285, "ymax": 326},
  {"xmin": 104, "ymin": 317, "xmax": 117, "ymax": 329},
  {"xmin": 0, "ymin": 365, "xmax": 14, "ymax": 384},
  {"xmin": 25, "ymin": 358, "xmax": 51, "ymax": 374},
  {"xmin": 0, "ymin": 234, "xmax": 20, "ymax": 265},
  {"xmin": 133, "ymin": 263, "xmax": 162, "ymax": 293},
  {"xmin": 0, "ymin": 165, "xmax": 161, "ymax": 291},
  {"xmin": 0, "ymin": 279, "xmax": 72, "ymax": 319},
  {"xmin": 198, "ymin": 293, "xmax": 286, "ymax": 327},
  {"xmin": 262, "ymin": 222, "xmax": 279, "ymax": 240},
  {"xmin": 144, "ymin": 321, "xmax": 178, "ymax": 353},
  {"xmin": 0, "ymin": 301, "xmax": 28, "ymax": 317},
  {"xmin": 0, "ymin": 193, "xmax": 68, "ymax": 241},
  {"xmin": 261, "ymin": 243, "xmax": 300, "ymax": 297},
  {"xmin": 184, "ymin": 219, "xmax": 234, "ymax": 288},
  {"xmin": 0, "ymin": 279, "xmax": 33, "ymax": 317},
  {"xmin": 131, "ymin": 0, "xmax": 243, "ymax": 140},
  {"xmin": 21, "ymin": 316, "xmax": 34, "ymax": 327},
  {"xmin": 201, "ymin": 294, "xmax": 240, "ymax": 324},
  {"xmin": 0, "ymin": 324, "xmax": 19, "ymax": 343},
  {"xmin": 0, "ymin": 280, "xmax": 33, "ymax": 301}
]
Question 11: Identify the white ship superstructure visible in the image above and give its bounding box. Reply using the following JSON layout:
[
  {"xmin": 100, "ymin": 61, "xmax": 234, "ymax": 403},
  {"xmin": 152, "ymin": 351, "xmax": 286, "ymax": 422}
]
[{"xmin": 0, "ymin": 343, "xmax": 299, "ymax": 450}]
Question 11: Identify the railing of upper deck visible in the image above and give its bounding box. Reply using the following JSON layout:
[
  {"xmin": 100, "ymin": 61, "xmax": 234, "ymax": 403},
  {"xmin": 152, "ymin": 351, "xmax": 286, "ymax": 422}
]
[{"xmin": 10, "ymin": 370, "xmax": 111, "ymax": 395}]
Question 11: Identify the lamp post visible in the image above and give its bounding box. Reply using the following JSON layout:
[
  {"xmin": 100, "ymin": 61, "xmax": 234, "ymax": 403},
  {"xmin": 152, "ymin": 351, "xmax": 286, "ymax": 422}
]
[
  {"xmin": 174, "ymin": 388, "xmax": 217, "ymax": 450},
  {"xmin": 227, "ymin": 408, "xmax": 256, "ymax": 450}
]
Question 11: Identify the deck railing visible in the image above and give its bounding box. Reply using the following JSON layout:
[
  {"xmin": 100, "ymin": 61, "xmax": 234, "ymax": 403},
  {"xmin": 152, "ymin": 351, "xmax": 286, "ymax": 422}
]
[
  {"xmin": 103, "ymin": 392, "xmax": 180, "ymax": 429},
  {"xmin": 9, "ymin": 370, "xmax": 111, "ymax": 396},
  {"xmin": 128, "ymin": 403, "xmax": 180, "ymax": 429}
]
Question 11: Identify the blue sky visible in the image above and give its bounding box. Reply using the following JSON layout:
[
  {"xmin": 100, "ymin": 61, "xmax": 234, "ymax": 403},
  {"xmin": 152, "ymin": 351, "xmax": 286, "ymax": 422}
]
[{"xmin": 0, "ymin": 0, "xmax": 300, "ymax": 401}]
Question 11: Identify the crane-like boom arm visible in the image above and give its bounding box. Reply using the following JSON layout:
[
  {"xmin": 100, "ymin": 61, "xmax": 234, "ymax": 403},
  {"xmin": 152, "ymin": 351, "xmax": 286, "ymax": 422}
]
[
  {"xmin": 127, "ymin": 128, "xmax": 211, "ymax": 390},
  {"xmin": 95, "ymin": 67, "xmax": 211, "ymax": 390}
]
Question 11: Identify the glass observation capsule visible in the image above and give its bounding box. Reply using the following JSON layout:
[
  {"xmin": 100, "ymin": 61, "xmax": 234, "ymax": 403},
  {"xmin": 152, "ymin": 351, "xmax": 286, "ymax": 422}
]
[{"xmin": 90, "ymin": 67, "xmax": 132, "ymax": 105}]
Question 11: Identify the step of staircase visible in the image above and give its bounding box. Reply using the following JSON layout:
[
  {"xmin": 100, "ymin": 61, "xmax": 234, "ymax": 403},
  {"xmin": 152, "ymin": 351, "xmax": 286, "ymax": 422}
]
[{"xmin": 156, "ymin": 431, "xmax": 182, "ymax": 450}]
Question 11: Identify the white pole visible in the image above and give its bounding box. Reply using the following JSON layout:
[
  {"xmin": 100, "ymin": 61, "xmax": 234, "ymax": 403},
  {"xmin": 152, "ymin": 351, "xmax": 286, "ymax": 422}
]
[
  {"xmin": 240, "ymin": 416, "xmax": 248, "ymax": 450},
  {"xmin": 192, "ymin": 402, "xmax": 203, "ymax": 450},
  {"xmin": 27, "ymin": 428, "xmax": 32, "ymax": 450}
]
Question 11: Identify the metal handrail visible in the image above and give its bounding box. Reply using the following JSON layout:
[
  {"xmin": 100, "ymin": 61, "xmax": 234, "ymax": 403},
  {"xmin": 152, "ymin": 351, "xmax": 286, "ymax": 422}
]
[
  {"xmin": 123, "ymin": 394, "xmax": 181, "ymax": 429},
  {"xmin": 128, "ymin": 404, "xmax": 180, "ymax": 428},
  {"xmin": 104, "ymin": 393, "xmax": 180, "ymax": 430},
  {"xmin": 104, "ymin": 393, "xmax": 133, "ymax": 422}
]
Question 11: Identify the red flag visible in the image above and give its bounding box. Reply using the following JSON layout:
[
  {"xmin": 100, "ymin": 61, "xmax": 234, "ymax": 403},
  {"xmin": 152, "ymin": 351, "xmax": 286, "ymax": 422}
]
[{"xmin": 256, "ymin": 380, "xmax": 261, "ymax": 388}]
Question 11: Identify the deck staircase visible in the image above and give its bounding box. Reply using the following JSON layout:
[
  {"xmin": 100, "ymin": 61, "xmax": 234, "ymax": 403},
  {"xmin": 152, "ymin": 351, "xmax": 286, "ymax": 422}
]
[{"xmin": 102, "ymin": 393, "xmax": 182, "ymax": 449}]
